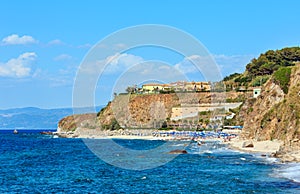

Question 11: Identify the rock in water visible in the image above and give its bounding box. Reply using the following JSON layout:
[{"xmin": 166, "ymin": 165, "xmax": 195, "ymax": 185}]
[
  {"xmin": 168, "ymin": 149, "xmax": 188, "ymax": 154},
  {"xmin": 242, "ymin": 140, "xmax": 254, "ymax": 148}
]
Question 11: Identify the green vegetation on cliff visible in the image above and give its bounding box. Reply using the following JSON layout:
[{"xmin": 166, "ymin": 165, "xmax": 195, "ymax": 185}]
[
  {"xmin": 273, "ymin": 67, "xmax": 292, "ymax": 94},
  {"xmin": 102, "ymin": 118, "xmax": 121, "ymax": 130},
  {"xmin": 233, "ymin": 62, "xmax": 300, "ymax": 154},
  {"xmin": 246, "ymin": 47, "xmax": 300, "ymax": 76},
  {"xmin": 223, "ymin": 47, "xmax": 300, "ymax": 89}
]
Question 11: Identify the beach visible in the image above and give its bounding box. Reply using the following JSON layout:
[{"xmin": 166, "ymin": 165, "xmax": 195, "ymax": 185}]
[
  {"xmin": 56, "ymin": 128, "xmax": 300, "ymax": 163},
  {"xmin": 226, "ymin": 138, "xmax": 300, "ymax": 162},
  {"xmin": 226, "ymin": 138, "xmax": 282, "ymax": 154},
  {"xmin": 56, "ymin": 128, "xmax": 234, "ymax": 142},
  {"xmin": 57, "ymin": 128, "xmax": 176, "ymax": 141}
]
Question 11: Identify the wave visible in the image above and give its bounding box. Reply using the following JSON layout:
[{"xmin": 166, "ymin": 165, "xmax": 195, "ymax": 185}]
[
  {"xmin": 187, "ymin": 142, "xmax": 233, "ymax": 155},
  {"xmin": 263, "ymin": 156, "xmax": 279, "ymax": 164},
  {"xmin": 274, "ymin": 163, "xmax": 300, "ymax": 183},
  {"xmin": 171, "ymin": 143, "xmax": 187, "ymax": 147}
]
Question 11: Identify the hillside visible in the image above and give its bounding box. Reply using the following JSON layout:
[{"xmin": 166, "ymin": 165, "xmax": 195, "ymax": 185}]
[
  {"xmin": 223, "ymin": 47, "xmax": 300, "ymax": 91},
  {"xmin": 0, "ymin": 106, "xmax": 103, "ymax": 129},
  {"xmin": 234, "ymin": 64, "xmax": 300, "ymax": 160},
  {"xmin": 57, "ymin": 47, "xmax": 300, "ymax": 160},
  {"xmin": 0, "ymin": 107, "xmax": 74, "ymax": 129},
  {"xmin": 58, "ymin": 91, "xmax": 247, "ymax": 132}
]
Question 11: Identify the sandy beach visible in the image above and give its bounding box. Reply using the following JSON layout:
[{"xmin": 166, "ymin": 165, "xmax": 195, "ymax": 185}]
[
  {"xmin": 56, "ymin": 128, "xmax": 180, "ymax": 141},
  {"xmin": 226, "ymin": 138, "xmax": 283, "ymax": 154},
  {"xmin": 226, "ymin": 138, "xmax": 300, "ymax": 162},
  {"xmin": 82, "ymin": 134, "xmax": 174, "ymax": 141}
]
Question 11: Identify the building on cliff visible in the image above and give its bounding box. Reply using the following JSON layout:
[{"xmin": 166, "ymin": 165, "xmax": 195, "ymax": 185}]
[
  {"xmin": 253, "ymin": 88, "xmax": 261, "ymax": 98},
  {"xmin": 170, "ymin": 103, "xmax": 242, "ymax": 121},
  {"xmin": 140, "ymin": 81, "xmax": 211, "ymax": 94}
]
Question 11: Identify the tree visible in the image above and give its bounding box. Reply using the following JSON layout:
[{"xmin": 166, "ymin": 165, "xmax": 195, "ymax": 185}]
[
  {"xmin": 223, "ymin": 73, "xmax": 241, "ymax": 81},
  {"xmin": 110, "ymin": 118, "xmax": 121, "ymax": 130},
  {"xmin": 246, "ymin": 47, "xmax": 300, "ymax": 76},
  {"xmin": 153, "ymin": 86, "xmax": 159, "ymax": 93},
  {"xmin": 161, "ymin": 121, "xmax": 168, "ymax": 128},
  {"xmin": 126, "ymin": 86, "xmax": 136, "ymax": 94}
]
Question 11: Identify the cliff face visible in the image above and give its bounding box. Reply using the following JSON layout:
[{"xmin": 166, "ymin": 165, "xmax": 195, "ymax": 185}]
[
  {"xmin": 58, "ymin": 113, "xmax": 97, "ymax": 132},
  {"xmin": 58, "ymin": 92, "xmax": 245, "ymax": 131},
  {"xmin": 237, "ymin": 64, "xmax": 300, "ymax": 151},
  {"xmin": 120, "ymin": 94, "xmax": 178, "ymax": 127}
]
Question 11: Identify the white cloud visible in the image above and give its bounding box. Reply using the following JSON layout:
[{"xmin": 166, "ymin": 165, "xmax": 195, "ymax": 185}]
[
  {"xmin": 54, "ymin": 54, "xmax": 73, "ymax": 61},
  {"xmin": 214, "ymin": 54, "xmax": 254, "ymax": 75},
  {"xmin": 80, "ymin": 53, "xmax": 254, "ymax": 89},
  {"xmin": 47, "ymin": 39, "xmax": 65, "ymax": 46},
  {"xmin": 105, "ymin": 53, "xmax": 144, "ymax": 73},
  {"xmin": 174, "ymin": 55, "xmax": 218, "ymax": 74},
  {"xmin": 0, "ymin": 52, "xmax": 37, "ymax": 78},
  {"xmin": 49, "ymin": 76, "xmax": 74, "ymax": 87},
  {"xmin": 174, "ymin": 56, "xmax": 198, "ymax": 74},
  {"xmin": 112, "ymin": 62, "xmax": 188, "ymax": 94},
  {"xmin": 174, "ymin": 54, "xmax": 254, "ymax": 80},
  {"xmin": 80, "ymin": 53, "xmax": 144, "ymax": 74},
  {"xmin": 1, "ymin": 34, "xmax": 38, "ymax": 45},
  {"xmin": 113, "ymin": 43, "xmax": 127, "ymax": 50},
  {"xmin": 32, "ymin": 68, "xmax": 43, "ymax": 78}
]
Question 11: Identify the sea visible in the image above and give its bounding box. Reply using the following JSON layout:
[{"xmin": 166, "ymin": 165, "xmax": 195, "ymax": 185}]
[{"xmin": 0, "ymin": 129, "xmax": 300, "ymax": 193}]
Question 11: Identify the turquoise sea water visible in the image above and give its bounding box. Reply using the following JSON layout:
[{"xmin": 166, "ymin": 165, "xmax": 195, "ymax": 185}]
[{"xmin": 0, "ymin": 131, "xmax": 300, "ymax": 193}]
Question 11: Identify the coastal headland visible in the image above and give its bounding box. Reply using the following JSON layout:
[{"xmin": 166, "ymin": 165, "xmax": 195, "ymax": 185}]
[{"xmin": 57, "ymin": 47, "xmax": 300, "ymax": 163}]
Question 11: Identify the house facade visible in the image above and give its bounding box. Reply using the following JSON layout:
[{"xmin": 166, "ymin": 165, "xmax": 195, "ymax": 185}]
[
  {"xmin": 142, "ymin": 83, "xmax": 164, "ymax": 93},
  {"xmin": 141, "ymin": 81, "xmax": 211, "ymax": 94},
  {"xmin": 253, "ymin": 88, "xmax": 261, "ymax": 98}
]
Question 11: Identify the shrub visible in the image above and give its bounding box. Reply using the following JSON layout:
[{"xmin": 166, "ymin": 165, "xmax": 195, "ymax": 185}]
[
  {"xmin": 248, "ymin": 107, "xmax": 254, "ymax": 113},
  {"xmin": 273, "ymin": 67, "xmax": 291, "ymax": 94},
  {"xmin": 199, "ymin": 111, "xmax": 207, "ymax": 116},
  {"xmin": 252, "ymin": 75, "xmax": 270, "ymax": 87},
  {"xmin": 161, "ymin": 121, "xmax": 168, "ymax": 128},
  {"xmin": 102, "ymin": 118, "xmax": 121, "ymax": 130},
  {"xmin": 223, "ymin": 73, "xmax": 241, "ymax": 81},
  {"xmin": 110, "ymin": 118, "xmax": 121, "ymax": 130}
]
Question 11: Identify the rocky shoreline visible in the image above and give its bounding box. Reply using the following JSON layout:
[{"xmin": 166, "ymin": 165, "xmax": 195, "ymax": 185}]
[{"xmin": 227, "ymin": 138, "xmax": 300, "ymax": 163}]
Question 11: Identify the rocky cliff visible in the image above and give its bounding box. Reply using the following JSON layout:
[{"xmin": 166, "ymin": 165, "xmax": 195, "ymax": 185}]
[
  {"xmin": 236, "ymin": 64, "xmax": 300, "ymax": 160},
  {"xmin": 58, "ymin": 91, "xmax": 246, "ymax": 131}
]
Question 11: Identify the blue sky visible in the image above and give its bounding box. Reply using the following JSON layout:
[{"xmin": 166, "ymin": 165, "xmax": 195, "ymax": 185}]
[{"xmin": 0, "ymin": 0, "xmax": 299, "ymax": 109}]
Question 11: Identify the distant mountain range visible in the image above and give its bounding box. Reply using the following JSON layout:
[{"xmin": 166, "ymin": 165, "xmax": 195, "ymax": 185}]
[{"xmin": 0, "ymin": 106, "xmax": 103, "ymax": 129}]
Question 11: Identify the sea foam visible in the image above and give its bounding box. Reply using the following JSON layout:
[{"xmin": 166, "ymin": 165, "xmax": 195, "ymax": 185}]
[{"xmin": 275, "ymin": 163, "xmax": 300, "ymax": 183}]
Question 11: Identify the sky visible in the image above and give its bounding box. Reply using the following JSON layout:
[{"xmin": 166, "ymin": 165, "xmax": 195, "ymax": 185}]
[{"xmin": 0, "ymin": 0, "xmax": 299, "ymax": 109}]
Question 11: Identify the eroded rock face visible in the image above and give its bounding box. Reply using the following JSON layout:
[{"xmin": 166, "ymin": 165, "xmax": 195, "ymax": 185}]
[
  {"xmin": 238, "ymin": 64, "xmax": 300, "ymax": 154},
  {"xmin": 58, "ymin": 113, "xmax": 97, "ymax": 132},
  {"xmin": 238, "ymin": 81, "xmax": 285, "ymax": 140},
  {"xmin": 58, "ymin": 91, "xmax": 246, "ymax": 132},
  {"xmin": 108, "ymin": 92, "xmax": 248, "ymax": 128}
]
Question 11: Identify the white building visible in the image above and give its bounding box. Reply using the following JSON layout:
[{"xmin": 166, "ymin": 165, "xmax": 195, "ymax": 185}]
[{"xmin": 253, "ymin": 88, "xmax": 261, "ymax": 98}]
